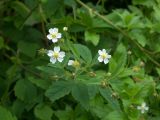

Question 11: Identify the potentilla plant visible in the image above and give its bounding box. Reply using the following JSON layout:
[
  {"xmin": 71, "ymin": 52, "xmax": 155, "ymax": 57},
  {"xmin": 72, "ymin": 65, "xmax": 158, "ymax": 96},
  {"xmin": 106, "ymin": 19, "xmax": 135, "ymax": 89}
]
[{"xmin": 37, "ymin": 27, "xmax": 152, "ymax": 120}]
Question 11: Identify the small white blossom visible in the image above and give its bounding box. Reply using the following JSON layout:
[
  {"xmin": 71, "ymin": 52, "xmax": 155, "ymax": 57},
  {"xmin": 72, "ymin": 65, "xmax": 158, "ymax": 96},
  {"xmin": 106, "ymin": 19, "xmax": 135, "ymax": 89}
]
[
  {"xmin": 63, "ymin": 27, "xmax": 68, "ymax": 31},
  {"xmin": 137, "ymin": 102, "xmax": 149, "ymax": 114},
  {"xmin": 47, "ymin": 28, "xmax": 62, "ymax": 43},
  {"xmin": 68, "ymin": 60, "xmax": 80, "ymax": 67},
  {"xmin": 98, "ymin": 49, "xmax": 111, "ymax": 64},
  {"xmin": 47, "ymin": 46, "xmax": 65, "ymax": 64}
]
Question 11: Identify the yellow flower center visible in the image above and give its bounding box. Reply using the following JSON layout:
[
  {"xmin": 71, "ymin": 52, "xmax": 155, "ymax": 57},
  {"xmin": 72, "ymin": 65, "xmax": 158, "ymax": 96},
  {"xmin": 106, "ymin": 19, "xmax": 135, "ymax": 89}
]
[
  {"xmin": 73, "ymin": 60, "xmax": 80, "ymax": 67},
  {"xmin": 53, "ymin": 52, "xmax": 59, "ymax": 58},
  {"xmin": 52, "ymin": 34, "xmax": 57, "ymax": 38},
  {"xmin": 101, "ymin": 53, "xmax": 107, "ymax": 59}
]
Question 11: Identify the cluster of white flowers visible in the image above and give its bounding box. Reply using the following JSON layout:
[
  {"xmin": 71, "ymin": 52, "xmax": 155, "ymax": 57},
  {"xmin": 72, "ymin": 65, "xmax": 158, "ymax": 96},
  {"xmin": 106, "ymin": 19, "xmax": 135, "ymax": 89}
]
[
  {"xmin": 46, "ymin": 28, "xmax": 149, "ymax": 115},
  {"xmin": 46, "ymin": 27, "xmax": 66, "ymax": 64},
  {"xmin": 46, "ymin": 27, "xmax": 111, "ymax": 65}
]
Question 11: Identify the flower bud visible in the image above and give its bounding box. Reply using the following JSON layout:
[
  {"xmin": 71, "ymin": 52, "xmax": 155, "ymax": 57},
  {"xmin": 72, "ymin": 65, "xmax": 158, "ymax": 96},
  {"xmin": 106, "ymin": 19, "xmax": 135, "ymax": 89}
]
[
  {"xmin": 127, "ymin": 50, "xmax": 132, "ymax": 55},
  {"xmin": 38, "ymin": 48, "xmax": 47, "ymax": 56},
  {"xmin": 89, "ymin": 72, "xmax": 96, "ymax": 77},
  {"xmin": 140, "ymin": 61, "xmax": 145, "ymax": 67},
  {"xmin": 101, "ymin": 81, "xmax": 107, "ymax": 88},
  {"xmin": 106, "ymin": 72, "xmax": 111, "ymax": 76},
  {"xmin": 63, "ymin": 27, "xmax": 68, "ymax": 31}
]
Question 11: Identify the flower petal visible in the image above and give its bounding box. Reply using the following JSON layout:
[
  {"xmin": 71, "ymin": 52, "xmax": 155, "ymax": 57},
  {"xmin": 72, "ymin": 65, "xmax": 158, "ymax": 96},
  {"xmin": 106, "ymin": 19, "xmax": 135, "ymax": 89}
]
[
  {"xmin": 102, "ymin": 49, "xmax": 106, "ymax": 53},
  {"xmin": 54, "ymin": 46, "xmax": 60, "ymax": 52},
  {"xmin": 50, "ymin": 57, "xmax": 56, "ymax": 64},
  {"xmin": 104, "ymin": 58, "xmax": 109, "ymax": 64},
  {"xmin": 59, "ymin": 51, "xmax": 65, "ymax": 58},
  {"xmin": 49, "ymin": 28, "xmax": 54, "ymax": 34},
  {"xmin": 68, "ymin": 60, "xmax": 74, "ymax": 65},
  {"xmin": 57, "ymin": 33, "xmax": 62, "ymax": 38},
  {"xmin": 53, "ymin": 28, "xmax": 58, "ymax": 33},
  {"xmin": 47, "ymin": 50, "xmax": 53, "ymax": 56},
  {"xmin": 137, "ymin": 106, "xmax": 141, "ymax": 110},
  {"xmin": 52, "ymin": 38, "xmax": 58, "ymax": 43},
  {"xmin": 142, "ymin": 102, "xmax": 146, "ymax": 107},
  {"xmin": 98, "ymin": 56, "xmax": 103, "ymax": 62},
  {"xmin": 141, "ymin": 109, "xmax": 145, "ymax": 114},
  {"xmin": 47, "ymin": 34, "xmax": 52, "ymax": 40},
  {"xmin": 107, "ymin": 55, "xmax": 111, "ymax": 59},
  {"xmin": 98, "ymin": 50, "xmax": 103, "ymax": 55},
  {"xmin": 145, "ymin": 106, "xmax": 149, "ymax": 111},
  {"xmin": 57, "ymin": 57, "xmax": 63, "ymax": 62}
]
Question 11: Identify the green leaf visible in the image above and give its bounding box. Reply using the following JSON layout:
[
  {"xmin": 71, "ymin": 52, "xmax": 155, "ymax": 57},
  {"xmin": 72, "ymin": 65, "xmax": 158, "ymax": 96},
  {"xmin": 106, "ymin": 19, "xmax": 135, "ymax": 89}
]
[
  {"xmin": 0, "ymin": 106, "xmax": 17, "ymax": 120},
  {"xmin": 85, "ymin": 31, "xmax": 100, "ymax": 46},
  {"xmin": 0, "ymin": 36, "xmax": 4, "ymax": 49},
  {"xmin": 109, "ymin": 43, "xmax": 127, "ymax": 77},
  {"xmin": 14, "ymin": 79, "xmax": 37, "ymax": 103},
  {"xmin": 11, "ymin": 1, "xmax": 30, "ymax": 18},
  {"xmin": 54, "ymin": 106, "xmax": 73, "ymax": 120},
  {"xmin": 11, "ymin": 99, "xmax": 25, "ymax": 117},
  {"xmin": 99, "ymin": 87, "xmax": 121, "ymax": 111},
  {"xmin": 18, "ymin": 41, "xmax": 39, "ymax": 58},
  {"xmin": 28, "ymin": 77, "xmax": 50, "ymax": 89},
  {"xmin": 45, "ymin": 81, "xmax": 72, "ymax": 102},
  {"xmin": 104, "ymin": 111, "xmax": 124, "ymax": 120},
  {"xmin": 64, "ymin": 0, "xmax": 76, "ymax": 7},
  {"xmin": 34, "ymin": 103, "xmax": 53, "ymax": 120},
  {"xmin": 87, "ymin": 84, "xmax": 98, "ymax": 99},
  {"xmin": 74, "ymin": 44, "xmax": 92, "ymax": 64},
  {"xmin": 43, "ymin": 0, "xmax": 61, "ymax": 17},
  {"xmin": 72, "ymin": 83, "xmax": 89, "ymax": 110},
  {"xmin": 129, "ymin": 30, "xmax": 147, "ymax": 47}
]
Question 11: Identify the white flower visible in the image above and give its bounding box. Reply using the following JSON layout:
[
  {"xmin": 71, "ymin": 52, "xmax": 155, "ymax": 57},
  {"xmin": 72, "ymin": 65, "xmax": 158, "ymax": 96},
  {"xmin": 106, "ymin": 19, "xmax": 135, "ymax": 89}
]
[
  {"xmin": 98, "ymin": 49, "xmax": 111, "ymax": 64},
  {"xmin": 47, "ymin": 46, "xmax": 65, "ymax": 64},
  {"xmin": 137, "ymin": 102, "xmax": 149, "ymax": 114},
  {"xmin": 47, "ymin": 28, "xmax": 62, "ymax": 43},
  {"xmin": 63, "ymin": 27, "xmax": 68, "ymax": 31},
  {"xmin": 68, "ymin": 60, "xmax": 80, "ymax": 67}
]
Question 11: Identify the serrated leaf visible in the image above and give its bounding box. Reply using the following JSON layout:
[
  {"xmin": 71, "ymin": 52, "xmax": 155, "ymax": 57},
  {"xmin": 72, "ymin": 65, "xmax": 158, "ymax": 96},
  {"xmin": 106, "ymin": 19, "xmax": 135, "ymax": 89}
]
[
  {"xmin": 72, "ymin": 83, "xmax": 89, "ymax": 110},
  {"xmin": 45, "ymin": 81, "xmax": 72, "ymax": 102},
  {"xmin": 54, "ymin": 106, "xmax": 73, "ymax": 120},
  {"xmin": 109, "ymin": 43, "xmax": 127, "ymax": 77},
  {"xmin": 28, "ymin": 77, "xmax": 50, "ymax": 89},
  {"xmin": 104, "ymin": 111, "xmax": 124, "ymax": 120},
  {"xmin": 85, "ymin": 31, "xmax": 100, "ymax": 46},
  {"xmin": 18, "ymin": 41, "xmax": 39, "ymax": 58},
  {"xmin": 34, "ymin": 103, "xmax": 53, "ymax": 120},
  {"xmin": 14, "ymin": 79, "xmax": 37, "ymax": 103},
  {"xmin": 0, "ymin": 106, "xmax": 17, "ymax": 120},
  {"xmin": 87, "ymin": 84, "xmax": 98, "ymax": 99},
  {"xmin": 99, "ymin": 87, "xmax": 121, "ymax": 111},
  {"xmin": 74, "ymin": 44, "xmax": 92, "ymax": 64}
]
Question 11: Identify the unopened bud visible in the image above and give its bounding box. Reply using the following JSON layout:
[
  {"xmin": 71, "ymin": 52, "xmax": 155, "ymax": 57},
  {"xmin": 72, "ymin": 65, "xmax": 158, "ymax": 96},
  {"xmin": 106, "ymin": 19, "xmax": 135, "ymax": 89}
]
[
  {"xmin": 127, "ymin": 50, "xmax": 132, "ymax": 55},
  {"xmin": 63, "ymin": 27, "xmax": 68, "ymax": 31},
  {"xmin": 89, "ymin": 72, "xmax": 96, "ymax": 77},
  {"xmin": 111, "ymin": 92, "xmax": 119, "ymax": 99},
  {"xmin": 38, "ymin": 48, "xmax": 47, "ymax": 56},
  {"xmin": 106, "ymin": 72, "xmax": 111, "ymax": 76},
  {"xmin": 140, "ymin": 61, "xmax": 145, "ymax": 67},
  {"xmin": 101, "ymin": 81, "xmax": 108, "ymax": 88},
  {"xmin": 132, "ymin": 66, "xmax": 140, "ymax": 72}
]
